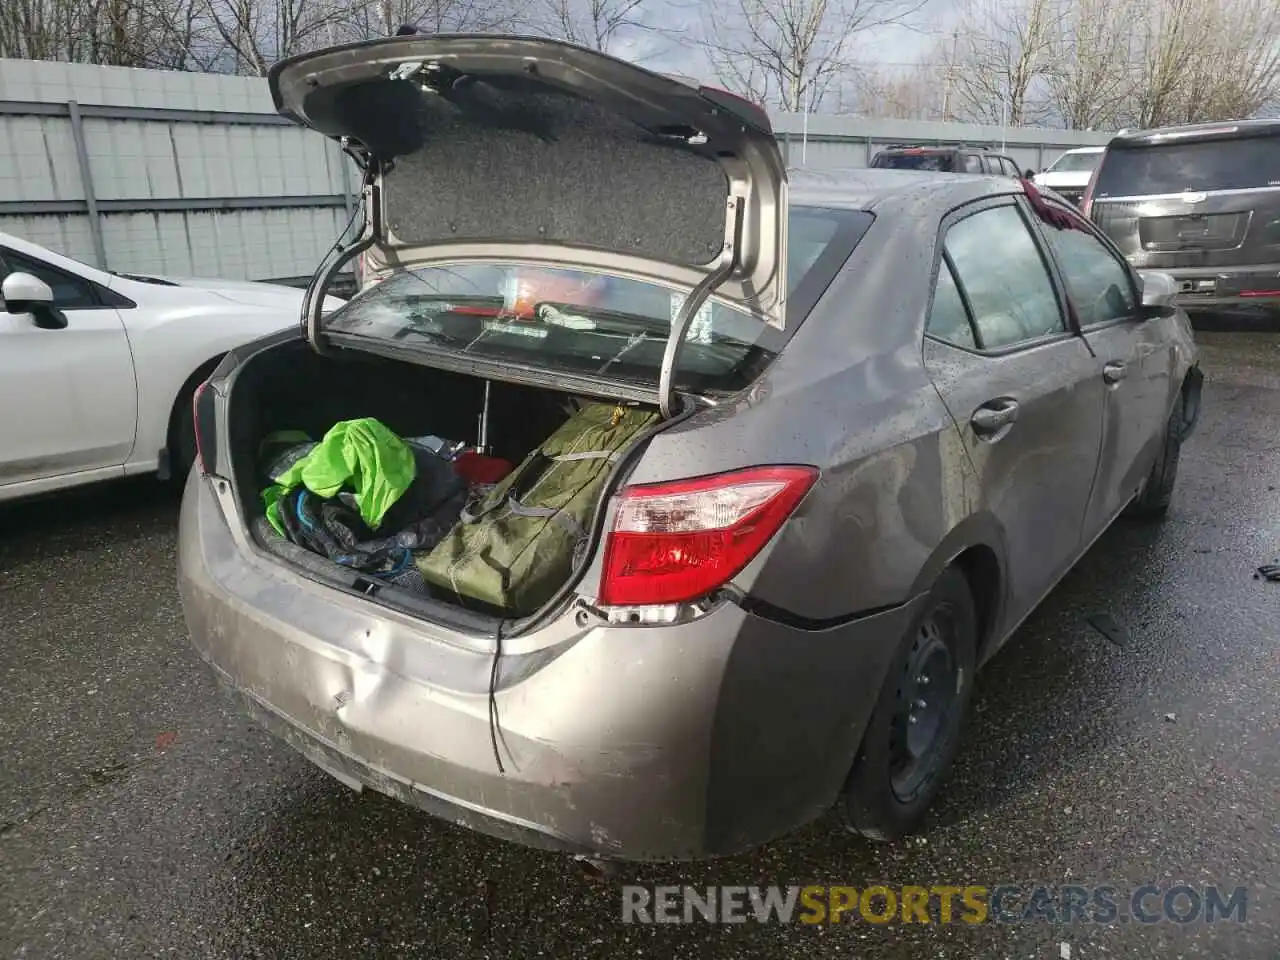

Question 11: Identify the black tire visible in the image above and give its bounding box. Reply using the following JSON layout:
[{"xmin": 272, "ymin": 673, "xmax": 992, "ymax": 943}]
[
  {"xmin": 168, "ymin": 388, "xmax": 199, "ymax": 484},
  {"xmin": 841, "ymin": 567, "xmax": 978, "ymax": 842},
  {"xmin": 1125, "ymin": 390, "xmax": 1185, "ymax": 520}
]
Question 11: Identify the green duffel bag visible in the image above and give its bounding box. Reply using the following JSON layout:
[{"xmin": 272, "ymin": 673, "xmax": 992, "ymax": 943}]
[{"xmin": 416, "ymin": 402, "xmax": 659, "ymax": 615}]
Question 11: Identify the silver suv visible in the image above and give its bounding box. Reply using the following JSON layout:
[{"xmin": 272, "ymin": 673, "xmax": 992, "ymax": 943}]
[{"xmin": 1084, "ymin": 120, "xmax": 1280, "ymax": 311}]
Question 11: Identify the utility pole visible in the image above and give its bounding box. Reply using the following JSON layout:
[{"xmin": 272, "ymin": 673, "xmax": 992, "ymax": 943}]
[{"xmin": 941, "ymin": 29, "xmax": 959, "ymax": 121}]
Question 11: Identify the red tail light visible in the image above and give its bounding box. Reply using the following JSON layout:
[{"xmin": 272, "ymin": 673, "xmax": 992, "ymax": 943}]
[
  {"xmin": 598, "ymin": 465, "xmax": 818, "ymax": 607},
  {"xmin": 192, "ymin": 379, "xmax": 216, "ymax": 475}
]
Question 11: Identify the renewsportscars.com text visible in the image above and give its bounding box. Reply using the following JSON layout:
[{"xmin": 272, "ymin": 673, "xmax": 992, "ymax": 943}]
[{"xmin": 621, "ymin": 884, "xmax": 1249, "ymax": 926}]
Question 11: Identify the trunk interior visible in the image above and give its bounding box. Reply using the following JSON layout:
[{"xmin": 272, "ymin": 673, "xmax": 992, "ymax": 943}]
[{"xmin": 225, "ymin": 339, "xmax": 654, "ymax": 629}]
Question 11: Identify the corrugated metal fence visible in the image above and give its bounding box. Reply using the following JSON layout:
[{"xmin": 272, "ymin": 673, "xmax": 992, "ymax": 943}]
[{"xmin": 0, "ymin": 58, "xmax": 1114, "ymax": 283}]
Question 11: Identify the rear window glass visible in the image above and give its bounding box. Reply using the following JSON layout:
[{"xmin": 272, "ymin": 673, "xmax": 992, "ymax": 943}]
[
  {"xmin": 324, "ymin": 206, "xmax": 872, "ymax": 393},
  {"xmin": 1047, "ymin": 151, "xmax": 1101, "ymax": 173},
  {"xmin": 871, "ymin": 152, "xmax": 956, "ymax": 172},
  {"xmin": 1093, "ymin": 136, "xmax": 1280, "ymax": 197}
]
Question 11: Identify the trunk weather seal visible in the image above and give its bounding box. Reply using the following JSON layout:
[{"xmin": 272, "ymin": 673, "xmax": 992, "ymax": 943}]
[{"xmin": 658, "ymin": 193, "xmax": 745, "ymax": 419}]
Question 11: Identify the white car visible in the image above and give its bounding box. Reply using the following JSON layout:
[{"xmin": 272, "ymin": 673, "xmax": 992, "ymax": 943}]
[
  {"xmin": 0, "ymin": 232, "xmax": 344, "ymax": 503},
  {"xmin": 1032, "ymin": 146, "xmax": 1105, "ymax": 207}
]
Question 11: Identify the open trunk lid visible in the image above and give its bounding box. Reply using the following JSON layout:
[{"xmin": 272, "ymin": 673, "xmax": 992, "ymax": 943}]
[{"xmin": 269, "ymin": 35, "xmax": 789, "ymax": 413}]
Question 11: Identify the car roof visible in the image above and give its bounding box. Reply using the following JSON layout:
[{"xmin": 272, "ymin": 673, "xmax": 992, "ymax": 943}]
[
  {"xmin": 788, "ymin": 166, "xmax": 1020, "ymax": 212},
  {"xmin": 1111, "ymin": 118, "xmax": 1280, "ymax": 146},
  {"xmin": 877, "ymin": 143, "xmax": 1005, "ymax": 152}
]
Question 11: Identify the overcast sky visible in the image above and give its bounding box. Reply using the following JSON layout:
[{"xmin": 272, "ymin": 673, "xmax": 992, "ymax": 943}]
[{"xmin": 605, "ymin": 0, "xmax": 961, "ymax": 93}]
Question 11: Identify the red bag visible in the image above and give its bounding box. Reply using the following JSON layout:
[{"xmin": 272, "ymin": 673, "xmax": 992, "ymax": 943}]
[{"xmin": 453, "ymin": 452, "xmax": 512, "ymax": 486}]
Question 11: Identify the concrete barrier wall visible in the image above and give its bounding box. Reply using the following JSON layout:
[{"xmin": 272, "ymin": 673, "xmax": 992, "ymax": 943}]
[{"xmin": 0, "ymin": 58, "xmax": 1115, "ymax": 282}]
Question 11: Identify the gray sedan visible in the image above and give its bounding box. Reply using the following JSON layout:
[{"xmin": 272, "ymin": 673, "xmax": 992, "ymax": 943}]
[{"xmin": 178, "ymin": 35, "xmax": 1202, "ymax": 867}]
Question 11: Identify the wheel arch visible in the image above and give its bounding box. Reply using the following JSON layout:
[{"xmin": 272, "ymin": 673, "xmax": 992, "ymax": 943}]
[
  {"xmin": 159, "ymin": 353, "xmax": 226, "ymax": 480},
  {"xmin": 908, "ymin": 512, "xmax": 1008, "ymax": 665}
]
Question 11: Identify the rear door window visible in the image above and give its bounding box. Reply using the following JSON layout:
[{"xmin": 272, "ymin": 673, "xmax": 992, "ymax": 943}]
[
  {"xmin": 982, "ymin": 156, "xmax": 1002, "ymax": 174},
  {"xmin": 1093, "ymin": 135, "xmax": 1280, "ymax": 197},
  {"xmin": 926, "ymin": 259, "xmax": 977, "ymax": 348},
  {"xmin": 944, "ymin": 205, "xmax": 1066, "ymax": 349}
]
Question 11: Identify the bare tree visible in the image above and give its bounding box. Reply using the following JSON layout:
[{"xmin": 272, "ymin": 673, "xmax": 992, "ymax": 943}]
[
  {"xmin": 531, "ymin": 0, "xmax": 647, "ymax": 53},
  {"xmin": 198, "ymin": 0, "xmax": 350, "ymax": 75},
  {"xmin": 944, "ymin": 0, "xmax": 1060, "ymax": 125},
  {"xmin": 1042, "ymin": 0, "xmax": 1132, "ymax": 128},
  {"xmin": 1119, "ymin": 0, "xmax": 1206, "ymax": 127},
  {"xmin": 1160, "ymin": 0, "xmax": 1280, "ymax": 122},
  {"xmin": 341, "ymin": 0, "xmax": 523, "ymax": 40},
  {"xmin": 0, "ymin": 0, "xmax": 215, "ymax": 68},
  {"xmin": 852, "ymin": 59, "xmax": 947, "ymax": 119},
  {"xmin": 700, "ymin": 0, "xmax": 926, "ymax": 112}
]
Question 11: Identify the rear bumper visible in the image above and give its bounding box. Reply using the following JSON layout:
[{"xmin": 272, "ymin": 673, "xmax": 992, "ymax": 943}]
[
  {"xmin": 177, "ymin": 471, "xmax": 917, "ymax": 861},
  {"xmin": 1154, "ymin": 265, "xmax": 1280, "ymax": 309}
]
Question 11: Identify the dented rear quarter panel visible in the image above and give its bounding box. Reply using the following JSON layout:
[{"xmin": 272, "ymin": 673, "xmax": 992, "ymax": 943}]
[{"xmin": 620, "ymin": 188, "xmax": 977, "ymax": 622}]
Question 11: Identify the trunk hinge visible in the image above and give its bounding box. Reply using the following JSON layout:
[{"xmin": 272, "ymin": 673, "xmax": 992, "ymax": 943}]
[
  {"xmin": 301, "ymin": 156, "xmax": 380, "ymax": 355},
  {"xmin": 657, "ymin": 192, "xmax": 745, "ymax": 419}
]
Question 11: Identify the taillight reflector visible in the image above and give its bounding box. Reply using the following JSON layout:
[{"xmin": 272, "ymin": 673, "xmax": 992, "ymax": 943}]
[{"xmin": 598, "ymin": 465, "xmax": 818, "ymax": 607}]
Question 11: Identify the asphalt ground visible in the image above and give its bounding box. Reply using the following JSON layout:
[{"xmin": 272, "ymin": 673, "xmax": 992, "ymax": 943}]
[{"xmin": 1, "ymin": 330, "xmax": 1277, "ymax": 959}]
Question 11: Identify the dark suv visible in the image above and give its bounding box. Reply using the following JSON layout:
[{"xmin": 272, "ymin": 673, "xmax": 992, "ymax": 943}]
[
  {"xmin": 1084, "ymin": 120, "xmax": 1280, "ymax": 311},
  {"xmin": 869, "ymin": 145, "xmax": 1028, "ymax": 178}
]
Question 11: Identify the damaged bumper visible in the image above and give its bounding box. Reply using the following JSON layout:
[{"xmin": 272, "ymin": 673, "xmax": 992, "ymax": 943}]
[{"xmin": 177, "ymin": 471, "xmax": 916, "ymax": 861}]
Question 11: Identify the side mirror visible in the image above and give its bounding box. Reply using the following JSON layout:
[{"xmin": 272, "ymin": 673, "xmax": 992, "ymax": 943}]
[
  {"xmin": 1, "ymin": 272, "xmax": 66, "ymax": 329},
  {"xmin": 1024, "ymin": 169, "xmax": 1036, "ymax": 179},
  {"xmin": 1137, "ymin": 270, "xmax": 1179, "ymax": 318}
]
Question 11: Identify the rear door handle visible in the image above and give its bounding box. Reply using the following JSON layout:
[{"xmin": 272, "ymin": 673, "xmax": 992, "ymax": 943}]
[
  {"xmin": 1104, "ymin": 360, "xmax": 1128, "ymax": 384},
  {"xmin": 970, "ymin": 398, "xmax": 1020, "ymax": 436}
]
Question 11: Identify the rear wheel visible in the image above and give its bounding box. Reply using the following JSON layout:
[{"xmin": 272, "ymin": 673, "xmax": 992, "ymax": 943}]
[
  {"xmin": 841, "ymin": 567, "xmax": 977, "ymax": 841},
  {"xmin": 1125, "ymin": 390, "xmax": 1186, "ymax": 520}
]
